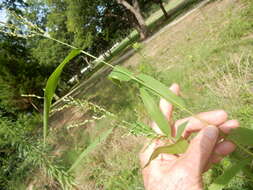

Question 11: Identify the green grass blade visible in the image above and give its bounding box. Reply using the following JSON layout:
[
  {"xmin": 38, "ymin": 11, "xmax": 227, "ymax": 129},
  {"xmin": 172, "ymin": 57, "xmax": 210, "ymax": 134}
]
[
  {"xmin": 43, "ymin": 49, "xmax": 81, "ymax": 147},
  {"xmin": 227, "ymin": 127, "xmax": 253, "ymax": 146},
  {"xmin": 108, "ymin": 66, "xmax": 133, "ymax": 82},
  {"xmin": 144, "ymin": 139, "xmax": 188, "ymax": 168},
  {"xmin": 108, "ymin": 68, "xmax": 189, "ymax": 115},
  {"xmin": 68, "ymin": 127, "xmax": 113, "ymax": 172},
  {"xmin": 140, "ymin": 87, "xmax": 170, "ymax": 136},
  {"xmin": 130, "ymin": 121, "xmax": 158, "ymax": 138},
  {"xmin": 209, "ymin": 159, "xmax": 249, "ymax": 190},
  {"xmin": 174, "ymin": 121, "xmax": 188, "ymax": 141},
  {"xmin": 137, "ymin": 73, "xmax": 186, "ymax": 111}
]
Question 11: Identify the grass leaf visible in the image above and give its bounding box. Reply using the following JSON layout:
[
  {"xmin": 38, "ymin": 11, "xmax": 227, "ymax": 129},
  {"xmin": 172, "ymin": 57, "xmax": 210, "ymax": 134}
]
[
  {"xmin": 43, "ymin": 49, "xmax": 81, "ymax": 147},
  {"xmin": 137, "ymin": 73, "xmax": 186, "ymax": 110},
  {"xmin": 144, "ymin": 139, "xmax": 188, "ymax": 168},
  {"xmin": 108, "ymin": 66, "xmax": 133, "ymax": 82},
  {"xmin": 68, "ymin": 127, "xmax": 113, "ymax": 172},
  {"xmin": 227, "ymin": 127, "xmax": 253, "ymax": 146},
  {"xmin": 174, "ymin": 121, "xmax": 188, "ymax": 141},
  {"xmin": 209, "ymin": 159, "xmax": 249, "ymax": 190},
  {"xmin": 130, "ymin": 121, "xmax": 157, "ymax": 138},
  {"xmin": 140, "ymin": 87, "xmax": 170, "ymax": 136}
]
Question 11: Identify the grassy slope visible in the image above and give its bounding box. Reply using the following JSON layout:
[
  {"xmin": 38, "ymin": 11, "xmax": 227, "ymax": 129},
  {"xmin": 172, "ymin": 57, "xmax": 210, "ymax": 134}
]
[{"xmin": 46, "ymin": 0, "xmax": 253, "ymax": 189}]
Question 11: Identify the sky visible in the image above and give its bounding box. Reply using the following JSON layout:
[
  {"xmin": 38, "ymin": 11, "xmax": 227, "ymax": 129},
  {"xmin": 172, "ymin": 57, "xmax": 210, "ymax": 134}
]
[
  {"xmin": 0, "ymin": 0, "xmax": 7, "ymax": 22},
  {"xmin": 0, "ymin": 9, "xmax": 7, "ymax": 22}
]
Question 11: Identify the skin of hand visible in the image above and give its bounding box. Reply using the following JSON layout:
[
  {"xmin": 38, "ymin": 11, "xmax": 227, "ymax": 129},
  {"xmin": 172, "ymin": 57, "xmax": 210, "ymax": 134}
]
[{"xmin": 139, "ymin": 84, "xmax": 239, "ymax": 190}]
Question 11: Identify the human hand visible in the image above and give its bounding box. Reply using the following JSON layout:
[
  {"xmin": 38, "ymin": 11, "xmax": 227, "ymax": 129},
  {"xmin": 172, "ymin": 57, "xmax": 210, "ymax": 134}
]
[{"xmin": 139, "ymin": 84, "xmax": 239, "ymax": 190}]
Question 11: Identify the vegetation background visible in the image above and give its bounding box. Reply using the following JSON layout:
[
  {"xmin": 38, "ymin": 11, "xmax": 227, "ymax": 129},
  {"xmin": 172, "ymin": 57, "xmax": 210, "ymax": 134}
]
[{"xmin": 0, "ymin": 0, "xmax": 252, "ymax": 189}]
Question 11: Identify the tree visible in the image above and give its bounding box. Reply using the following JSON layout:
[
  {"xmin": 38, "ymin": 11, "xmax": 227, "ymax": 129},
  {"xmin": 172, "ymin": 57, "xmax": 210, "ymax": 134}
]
[
  {"xmin": 116, "ymin": 0, "xmax": 148, "ymax": 39},
  {"xmin": 152, "ymin": 0, "xmax": 169, "ymax": 18},
  {"xmin": 31, "ymin": 0, "xmax": 132, "ymax": 71},
  {"xmin": 0, "ymin": 0, "xmax": 27, "ymax": 13},
  {"xmin": 0, "ymin": 31, "xmax": 49, "ymax": 114},
  {"xmin": 0, "ymin": 0, "xmax": 50, "ymax": 114}
]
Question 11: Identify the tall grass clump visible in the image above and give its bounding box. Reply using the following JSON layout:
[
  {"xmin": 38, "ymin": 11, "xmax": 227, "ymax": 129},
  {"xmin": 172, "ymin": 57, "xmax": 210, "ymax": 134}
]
[{"xmin": 0, "ymin": 114, "xmax": 40, "ymax": 189}]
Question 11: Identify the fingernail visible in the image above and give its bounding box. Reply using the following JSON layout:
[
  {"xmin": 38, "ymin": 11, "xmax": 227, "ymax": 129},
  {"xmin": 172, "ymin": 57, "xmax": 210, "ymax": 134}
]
[{"xmin": 205, "ymin": 125, "xmax": 218, "ymax": 139}]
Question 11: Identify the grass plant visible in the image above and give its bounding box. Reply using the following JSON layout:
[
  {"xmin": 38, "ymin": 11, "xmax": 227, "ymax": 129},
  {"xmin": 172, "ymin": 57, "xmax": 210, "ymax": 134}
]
[{"xmin": 0, "ymin": 0, "xmax": 252, "ymax": 189}]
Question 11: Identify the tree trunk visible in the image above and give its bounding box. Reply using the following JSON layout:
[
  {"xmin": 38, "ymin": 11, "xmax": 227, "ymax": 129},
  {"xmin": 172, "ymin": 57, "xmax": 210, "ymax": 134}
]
[
  {"xmin": 135, "ymin": 24, "xmax": 148, "ymax": 40},
  {"xmin": 158, "ymin": 0, "xmax": 169, "ymax": 18},
  {"xmin": 133, "ymin": 12, "xmax": 148, "ymax": 39},
  {"xmin": 153, "ymin": 0, "xmax": 169, "ymax": 19},
  {"xmin": 116, "ymin": 0, "xmax": 148, "ymax": 39}
]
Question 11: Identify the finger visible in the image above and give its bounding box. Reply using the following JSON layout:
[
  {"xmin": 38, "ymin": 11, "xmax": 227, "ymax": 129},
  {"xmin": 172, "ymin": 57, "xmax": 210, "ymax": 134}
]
[
  {"xmin": 210, "ymin": 141, "xmax": 236, "ymax": 164},
  {"xmin": 217, "ymin": 120, "xmax": 239, "ymax": 141},
  {"xmin": 204, "ymin": 140, "xmax": 237, "ymax": 171},
  {"xmin": 182, "ymin": 125, "xmax": 219, "ymax": 174},
  {"xmin": 152, "ymin": 83, "xmax": 180, "ymax": 135},
  {"xmin": 219, "ymin": 120, "xmax": 239, "ymax": 134},
  {"xmin": 204, "ymin": 121, "xmax": 239, "ymax": 172},
  {"xmin": 174, "ymin": 110, "xmax": 227, "ymax": 138},
  {"xmin": 159, "ymin": 83, "xmax": 180, "ymax": 121}
]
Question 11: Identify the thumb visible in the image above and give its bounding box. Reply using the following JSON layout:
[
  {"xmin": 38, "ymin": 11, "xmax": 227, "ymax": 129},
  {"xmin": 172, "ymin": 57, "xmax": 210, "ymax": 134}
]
[{"xmin": 183, "ymin": 125, "xmax": 219, "ymax": 174}]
